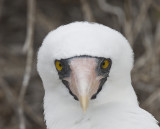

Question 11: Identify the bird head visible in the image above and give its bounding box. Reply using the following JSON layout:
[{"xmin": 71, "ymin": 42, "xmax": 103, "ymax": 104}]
[
  {"xmin": 37, "ymin": 22, "xmax": 137, "ymax": 114},
  {"xmin": 54, "ymin": 55, "xmax": 112, "ymax": 112}
]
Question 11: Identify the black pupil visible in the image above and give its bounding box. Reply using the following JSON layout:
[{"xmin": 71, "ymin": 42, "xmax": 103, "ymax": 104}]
[
  {"xmin": 59, "ymin": 63, "xmax": 62, "ymax": 67},
  {"xmin": 102, "ymin": 62, "xmax": 105, "ymax": 66}
]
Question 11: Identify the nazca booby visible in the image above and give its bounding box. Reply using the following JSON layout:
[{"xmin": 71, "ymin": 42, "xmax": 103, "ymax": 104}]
[{"xmin": 37, "ymin": 22, "xmax": 160, "ymax": 129}]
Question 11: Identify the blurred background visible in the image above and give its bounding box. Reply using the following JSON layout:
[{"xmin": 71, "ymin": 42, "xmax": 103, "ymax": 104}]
[{"xmin": 0, "ymin": 0, "xmax": 160, "ymax": 129}]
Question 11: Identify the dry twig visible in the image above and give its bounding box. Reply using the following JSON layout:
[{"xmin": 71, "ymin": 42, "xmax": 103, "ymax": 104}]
[
  {"xmin": 141, "ymin": 88, "xmax": 160, "ymax": 109},
  {"xmin": 0, "ymin": 0, "xmax": 4, "ymax": 22},
  {"xmin": 132, "ymin": 0, "xmax": 152, "ymax": 43},
  {"xmin": 0, "ymin": 77, "xmax": 45, "ymax": 128},
  {"xmin": 133, "ymin": 20, "xmax": 160, "ymax": 83},
  {"xmin": 19, "ymin": 0, "xmax": 36, "ymax": 129},
  {"xmin": 22, "ymin": 0, "xmax": 36, "ymax": 53},
  {"xmin": 152, "ymin": 0, "xmax": 160, "ymax": 12},
  {"xmin": 97, "ymin": 0, "xmax": 125, "ymax": 25},
  {"xmin": 154, "ymin": 21, "xmax": 160, "ymax": 57},
  {"xmin": 80, "ymin": 0, "xmax": 95, "ymax": 22},
  {"xmin": 150, "ymin": 21, "xmax": 160, "ymax": 77},
  {"xmin": 123, "ymin": 0, "xmax": 133, "ymax": 44},
  {"xmin": 0, "ymin": 77, "xmax": 18, "ymax": 112},
  {"xmin": 37, "ymin": 8, "xmax": 58, "ymax": 31},
  {"xmin": 134, "ymin": 17, "xmax": 153, "ymax": 71}
]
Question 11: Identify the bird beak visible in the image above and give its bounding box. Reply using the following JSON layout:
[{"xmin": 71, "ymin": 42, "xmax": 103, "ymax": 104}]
[
  {"xmin": 79, "ymin": 95, "xmax": 89, "ymax": 112},
  {"xmin": 66, "ymin": 58, "xmax": 101, "ymax": 112}
]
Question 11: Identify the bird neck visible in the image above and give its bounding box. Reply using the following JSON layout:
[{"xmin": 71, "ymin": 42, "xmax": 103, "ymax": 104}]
[{"xmin": 43, "ymin": 83, "xmax": 152, "ymax": 129}]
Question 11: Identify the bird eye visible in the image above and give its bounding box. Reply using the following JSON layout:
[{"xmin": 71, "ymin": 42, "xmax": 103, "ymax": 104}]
[
  {"xmin": 101, "ymin": 60, "xmax": 109, "ymax": 69},
  {"xmin": 55, "ymin": 60, "xmax": 63, "ymax": 71}
]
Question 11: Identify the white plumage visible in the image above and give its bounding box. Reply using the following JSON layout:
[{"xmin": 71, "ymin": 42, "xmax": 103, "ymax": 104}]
[{"xmin": 37, "ymin": 22, "xmax": 160, "ymax": 129}]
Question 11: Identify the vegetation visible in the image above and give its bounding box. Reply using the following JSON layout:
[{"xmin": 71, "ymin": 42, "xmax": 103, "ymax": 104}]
[{"xmin": 0, "ymin": 0, "xmax": 160, "ymax": 129}]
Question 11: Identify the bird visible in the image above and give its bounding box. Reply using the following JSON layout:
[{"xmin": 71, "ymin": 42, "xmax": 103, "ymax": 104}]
[{"xmin": 37, "ymin": 22, "xmax": 160, "ymax": 129}]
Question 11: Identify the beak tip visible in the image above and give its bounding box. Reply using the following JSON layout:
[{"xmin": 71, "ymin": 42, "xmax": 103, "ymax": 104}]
[
  {"xmin": 79, "ymin": 95, "xmax": 89, "ymax": 113},
  {"xmin": 82, "ymin": 105, "xmax": 88, "ymax": 113}
]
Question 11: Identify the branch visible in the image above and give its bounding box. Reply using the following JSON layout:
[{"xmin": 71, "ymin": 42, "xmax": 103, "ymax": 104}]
[
  {"xmin": 37, "ymin": 8, "xmax": 58, "ymax": 31},
  {"xmin": 0, "ymin": 77, "xmax": 45, "ymax": 128},
  {"xmin": 0, "ymin": 77, "xmax": 18, "ymax": 112},
  {"xmin": 141, "ymin": 88, "xmax": 160, "ymax": 109},
  {"xmin": 97, "ymin": 0, "xmax": 125, "ymax": 25},
  {"xmin": 134, "ymin": 29, "xmax": 153, "ymax": 71},
  {"xmin": 154, "ymin": 21, "xmax": 160, "ymax": 55},
  {"xmin": 134, "ymin": 20, "xmax": 160, "ymax": 80},
  {"xmin": 97, "ymin": 0, "xmax": 135, "ymax": 45},
  {"xmin": 123, "ymin": 0, "xmax": 133, "ymax": 45},
  {"xmin": 80, "ymin": 0, "xmax": 95, "ymax": 22},
  {"xmin": 24, "ymin": 102, "xmax": 45, "ymax": 128},
  {"xmin": 22, "ymin": 0, "xmax": 36, "ymax": 53},
  {"xmin": 0, "ymin": 0, "xmax": 4, "ymax": 22},
  {"xmin": 150, "ymin": 21, "xmax": 160, "ymax": 77},
  {"xmin": 152, "ymin": 0, "xmax": 160, "ymax": 12},
  {"xmin": 132, "ymin": 0, "xmax": 152, "ymax": 42},
  {"xmin": 19, "ymin": 0, "xmax": 36, "ymax": 129}
]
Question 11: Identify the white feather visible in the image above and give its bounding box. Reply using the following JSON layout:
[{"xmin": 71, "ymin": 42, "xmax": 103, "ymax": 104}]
[{"xmin": 37, "ymin": 22, "xmax": 160, "ymax": 129}]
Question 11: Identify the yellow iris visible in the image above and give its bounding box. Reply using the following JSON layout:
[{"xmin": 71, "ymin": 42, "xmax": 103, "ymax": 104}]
[
  {"xmin": 101, "ymin": 60, "xmax": 109, "ymax": 69},
  {"xmin": 55, "ymin": 61, "xmax": 63, "ymax": 71}
]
